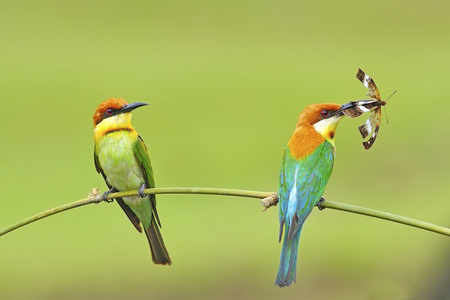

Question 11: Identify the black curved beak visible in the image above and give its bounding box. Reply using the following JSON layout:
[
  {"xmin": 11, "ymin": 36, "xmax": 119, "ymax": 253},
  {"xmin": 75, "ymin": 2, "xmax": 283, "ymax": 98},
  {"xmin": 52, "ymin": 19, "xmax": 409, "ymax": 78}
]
[
  {"xmin": 121, "ymin": 102, "xmax": 149, "ymax": 113},
  {"xmin": 339, "ymin": 102, "xmax": 357, "ymax": 111}
]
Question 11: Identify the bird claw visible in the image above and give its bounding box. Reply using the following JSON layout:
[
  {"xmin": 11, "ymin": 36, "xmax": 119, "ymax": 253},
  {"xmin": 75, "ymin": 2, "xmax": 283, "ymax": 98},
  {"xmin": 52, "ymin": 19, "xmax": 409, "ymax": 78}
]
[
  {"xmin": 317, "ymin": 197, "xmax": 326, "ymax": 210},
  {"xmin": 102, "ymin": 187, "xmax": 118, "ymax": 203},
  {"xmin": 138, "ymin": 183, "xmax": 147, "ymax": 198}
]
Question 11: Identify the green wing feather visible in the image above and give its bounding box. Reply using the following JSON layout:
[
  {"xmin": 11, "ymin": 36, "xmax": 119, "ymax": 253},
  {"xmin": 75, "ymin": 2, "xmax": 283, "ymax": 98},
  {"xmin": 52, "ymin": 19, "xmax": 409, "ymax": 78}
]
[
  {"xmin": 94, "ymin": 135, "xmax": 171, "ymax": 264},
  {"xmin": 276, "ymin": 141, "xmax": 335, "ymax": 286},
  {"xmin": 132, "ymin": 135, "xmax": 161, "ymax": 227},
  {"xmin": 132, "ymin": 136, "xmax": 171, "ymax": 265},
  {"xmin": 279, "ymin": 141, "xmax": 335, "ymax": 238}
]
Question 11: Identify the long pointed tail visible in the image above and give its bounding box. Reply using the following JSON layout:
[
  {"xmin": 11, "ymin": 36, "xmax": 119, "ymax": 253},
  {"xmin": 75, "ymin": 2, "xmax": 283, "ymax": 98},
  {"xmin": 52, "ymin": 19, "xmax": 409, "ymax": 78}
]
[
  {"xmin": 275, "ymin": 227, "xmax": 302, "ymax": 287},
  {"xmin": 144, "ymin": 217, "xmax": 172, "ymax": 265}
]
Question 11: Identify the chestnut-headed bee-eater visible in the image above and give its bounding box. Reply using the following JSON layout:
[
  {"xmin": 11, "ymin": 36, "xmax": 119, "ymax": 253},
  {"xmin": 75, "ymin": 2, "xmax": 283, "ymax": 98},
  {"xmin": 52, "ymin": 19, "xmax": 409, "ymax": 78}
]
[
  {"xmin": 276, "ymin": 103, "xmax": 346, "ymax": 287},
  {"xmin": 93, "ymin": 98, "xmax": 171, "ymax": 265}
]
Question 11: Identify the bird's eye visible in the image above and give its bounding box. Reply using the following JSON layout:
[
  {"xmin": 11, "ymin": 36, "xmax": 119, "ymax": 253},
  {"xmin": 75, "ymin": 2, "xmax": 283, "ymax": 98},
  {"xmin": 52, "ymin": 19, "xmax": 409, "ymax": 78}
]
[
  {"xmin": 106, "ymin": 108, "xmax": 113, "ymax": 115},
  {"xmin": 321, "ymin": 110, "xmax": 329, "ymax": 117}
]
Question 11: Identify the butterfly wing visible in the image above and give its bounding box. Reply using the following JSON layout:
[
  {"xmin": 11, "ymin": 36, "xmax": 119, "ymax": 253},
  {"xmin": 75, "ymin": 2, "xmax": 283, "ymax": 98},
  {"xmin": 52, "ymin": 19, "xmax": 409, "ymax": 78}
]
[
  {"xmin": 362, "ymin": 108, "xmax": 382, "ymax": 149},
  {"xmin": 355, "ymin": 69, "xmax": 385, "ymax": 149}
]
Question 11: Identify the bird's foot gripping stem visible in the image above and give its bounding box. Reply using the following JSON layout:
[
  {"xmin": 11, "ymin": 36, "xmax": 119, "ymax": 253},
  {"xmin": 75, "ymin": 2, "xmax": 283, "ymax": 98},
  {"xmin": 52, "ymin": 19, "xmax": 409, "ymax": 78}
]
[
  {"xmin": 317, "ymin": 197, "xmax": 326, "ymax": 211},
  {"xmin": 138, "ymin": 183, "xmax": 147, "ymax": 198},
  {"xmin": 102, "ymin": 187, "xmax": 118, "ymax": 203}
]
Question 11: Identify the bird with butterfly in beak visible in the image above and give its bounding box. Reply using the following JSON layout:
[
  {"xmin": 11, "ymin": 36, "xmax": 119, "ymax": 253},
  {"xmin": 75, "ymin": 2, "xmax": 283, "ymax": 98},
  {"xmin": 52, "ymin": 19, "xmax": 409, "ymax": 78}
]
[
  {"xmin": 93, "ymin": 98, "xmax": 171, "ymax": 265},
  {"xmin": 275, "ymin": 103, "xmax": 347, "ymax": 287}
]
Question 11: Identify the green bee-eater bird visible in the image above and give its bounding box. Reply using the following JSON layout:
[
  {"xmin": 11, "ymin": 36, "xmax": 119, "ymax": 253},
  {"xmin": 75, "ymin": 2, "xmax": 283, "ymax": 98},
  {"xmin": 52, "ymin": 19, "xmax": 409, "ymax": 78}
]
[
  {"xmin": 276, "ymin": 103, "xmax": 346, "ymax": 287},
  {"xmin": 93, "ymin": 98, "xmax": 171, "ymax": 265}
]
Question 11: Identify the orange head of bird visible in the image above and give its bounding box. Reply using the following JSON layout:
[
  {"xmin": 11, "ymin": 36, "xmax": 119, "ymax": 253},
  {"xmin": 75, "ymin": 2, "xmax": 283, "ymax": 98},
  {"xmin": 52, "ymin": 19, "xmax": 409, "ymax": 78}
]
[
  {"xmin": 288, "ymin": 103, "xmax": 347, "ymax": 158},
  {"xmin": 93, "ymin": 98, "xmax": 148, "ymax": 127},
  {"xmin": 296, "ymin": 103, "xmax": 345, "ymax": 140}
]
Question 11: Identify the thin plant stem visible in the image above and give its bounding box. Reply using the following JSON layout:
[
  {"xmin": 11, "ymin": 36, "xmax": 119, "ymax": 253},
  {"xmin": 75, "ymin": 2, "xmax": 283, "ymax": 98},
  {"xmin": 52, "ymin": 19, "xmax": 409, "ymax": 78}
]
[
  {"xmin": 318, "ymin": 200, "xmax": 450, "ymax": 236},
  {"xmin": 0, "ymin": 187, "xmax": 448, "ymax": 237}
]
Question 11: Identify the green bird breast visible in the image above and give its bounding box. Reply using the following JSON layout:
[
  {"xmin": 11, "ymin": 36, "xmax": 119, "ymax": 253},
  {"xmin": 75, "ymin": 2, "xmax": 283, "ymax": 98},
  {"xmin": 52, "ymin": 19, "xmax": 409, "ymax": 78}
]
[{"xmin": 97, "ymin": 131, "xmax": 145, "ymax": 194}]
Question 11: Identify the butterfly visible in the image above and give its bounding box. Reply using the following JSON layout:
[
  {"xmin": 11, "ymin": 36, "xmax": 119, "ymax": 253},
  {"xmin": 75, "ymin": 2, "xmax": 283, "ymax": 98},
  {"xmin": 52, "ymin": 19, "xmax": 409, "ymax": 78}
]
[{"xmin": 341, "ymin": 69, "xmax": 387, "ymax": 149}]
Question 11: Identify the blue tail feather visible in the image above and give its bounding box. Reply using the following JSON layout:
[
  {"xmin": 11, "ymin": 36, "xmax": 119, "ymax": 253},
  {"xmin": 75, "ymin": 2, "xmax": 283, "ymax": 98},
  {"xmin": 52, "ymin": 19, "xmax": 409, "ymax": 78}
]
[{"xmin": 275, "ymin": 226, "xmax": 302, "ymax": 287}]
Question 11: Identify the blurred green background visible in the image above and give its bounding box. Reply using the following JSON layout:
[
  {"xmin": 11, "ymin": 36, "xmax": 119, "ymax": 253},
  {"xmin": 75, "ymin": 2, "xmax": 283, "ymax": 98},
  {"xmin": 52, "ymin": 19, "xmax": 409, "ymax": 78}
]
[{"xmin": 1, "ymin": 1, "xmax": 449, "ymax": 299}]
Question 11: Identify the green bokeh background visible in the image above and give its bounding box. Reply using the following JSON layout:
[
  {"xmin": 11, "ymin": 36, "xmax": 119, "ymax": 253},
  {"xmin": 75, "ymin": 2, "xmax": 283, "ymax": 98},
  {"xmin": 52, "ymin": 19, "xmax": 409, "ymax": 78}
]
[{"xmin": 1, "ymin": 1, "xmax": 449, "ymax": 299}]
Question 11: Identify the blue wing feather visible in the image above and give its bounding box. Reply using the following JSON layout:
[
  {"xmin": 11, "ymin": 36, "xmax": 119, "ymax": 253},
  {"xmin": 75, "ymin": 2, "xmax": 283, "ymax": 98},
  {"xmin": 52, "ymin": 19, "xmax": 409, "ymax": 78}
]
[{"xmin": 276, "ymin": 141, "xmax": 335, "ymax": 287}]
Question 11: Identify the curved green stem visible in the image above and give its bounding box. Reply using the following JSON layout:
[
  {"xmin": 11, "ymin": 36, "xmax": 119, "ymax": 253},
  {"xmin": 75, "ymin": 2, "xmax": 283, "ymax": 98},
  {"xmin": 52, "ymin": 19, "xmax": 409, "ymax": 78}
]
[
  {"xmin": 318, "ymin": 201, "xmax": 450, "ymax": 236},
  {"xmin": 0, "ymin": 195, "xmax": 102, "ymax": 237},
  {"xmin": 0, "ymin": 187, "xmax": 448, "ymax": 237}
]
